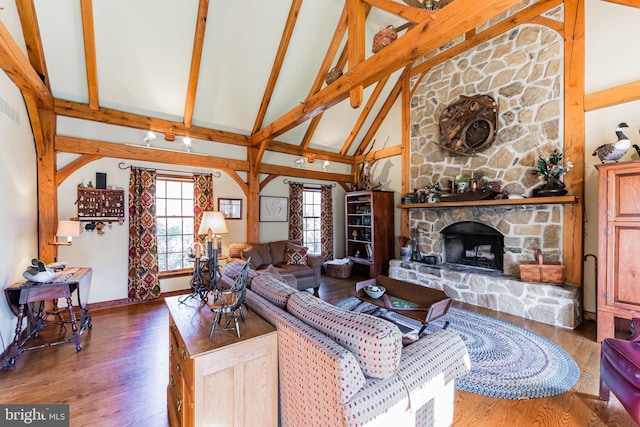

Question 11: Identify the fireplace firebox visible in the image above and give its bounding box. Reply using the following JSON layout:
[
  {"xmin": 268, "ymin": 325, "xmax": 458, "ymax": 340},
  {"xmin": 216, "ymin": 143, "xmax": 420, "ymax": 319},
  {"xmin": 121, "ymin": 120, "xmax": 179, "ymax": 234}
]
[{"xmin": 441, "ymin": 222, "xmax": 504, "ymax": 271}]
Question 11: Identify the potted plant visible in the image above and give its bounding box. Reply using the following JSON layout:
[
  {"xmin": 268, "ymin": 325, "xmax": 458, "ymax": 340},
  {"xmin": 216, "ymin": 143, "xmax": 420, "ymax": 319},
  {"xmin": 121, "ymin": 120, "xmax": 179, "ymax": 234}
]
[{"xmin": 532, "ymin": 149, "xmax": 573, "ymax": 197}]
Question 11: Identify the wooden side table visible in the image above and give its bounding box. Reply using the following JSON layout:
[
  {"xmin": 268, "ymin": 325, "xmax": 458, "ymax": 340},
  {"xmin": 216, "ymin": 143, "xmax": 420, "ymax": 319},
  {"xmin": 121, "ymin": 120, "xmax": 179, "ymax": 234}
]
[
  {"xmin": 165, "ymin": 295, "xmax": 278, "ymax": 426},
  {"xmin": 3, "ymin": 268, "xmax": 93, "ymax": 369}
]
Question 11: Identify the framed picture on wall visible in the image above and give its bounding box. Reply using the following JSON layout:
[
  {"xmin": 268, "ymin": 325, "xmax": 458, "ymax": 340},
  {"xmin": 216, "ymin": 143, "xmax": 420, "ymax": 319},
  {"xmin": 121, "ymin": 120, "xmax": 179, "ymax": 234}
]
[
  {"xmin": 260, "ymin": 196, "xmax": 288, "ymax": 222},
  {"xmin": 218, "ymin": 198, "xmax": 242, "ymax": 220}
]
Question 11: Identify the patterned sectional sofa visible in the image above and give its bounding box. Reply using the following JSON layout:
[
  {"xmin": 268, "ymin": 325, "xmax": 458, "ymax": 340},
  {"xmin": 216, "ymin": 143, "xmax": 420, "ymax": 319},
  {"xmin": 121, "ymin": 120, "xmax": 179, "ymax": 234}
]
[
  {"xmin": 243, "ymin": 272, "xmax": 471, "ymax": 427},
  {"xmin": 227, "ymin": 239, "xmax": 323, "ymax": 291}
]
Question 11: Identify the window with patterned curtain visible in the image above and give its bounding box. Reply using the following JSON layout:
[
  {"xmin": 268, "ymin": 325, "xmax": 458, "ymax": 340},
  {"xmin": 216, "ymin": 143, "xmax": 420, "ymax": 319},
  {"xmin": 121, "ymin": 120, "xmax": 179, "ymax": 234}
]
[
  {"xmin": 128, "ymin": 167, "xmax": 161, "ymax": 301},
  {"xmin": 289, "ymin": 182, "xmax": 334, "ymax": 260}
]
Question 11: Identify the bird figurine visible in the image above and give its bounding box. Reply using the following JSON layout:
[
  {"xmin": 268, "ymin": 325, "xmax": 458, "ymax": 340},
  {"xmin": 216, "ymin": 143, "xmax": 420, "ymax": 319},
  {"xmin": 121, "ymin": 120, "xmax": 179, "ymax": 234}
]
[
  {"xmin": 592, "ymin": 122, "xmax": 630, "ymax": 163},
  {"xmin": 633, "ymin": 143, "xmax": 640, "ymax": 158}
]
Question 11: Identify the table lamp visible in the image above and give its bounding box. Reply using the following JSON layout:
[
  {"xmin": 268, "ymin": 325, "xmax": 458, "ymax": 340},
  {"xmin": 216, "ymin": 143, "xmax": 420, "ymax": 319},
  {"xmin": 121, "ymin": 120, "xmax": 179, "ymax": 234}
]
[{"xmin": 197, "ymin": 211, "xmax": 229, "ymax": 290}]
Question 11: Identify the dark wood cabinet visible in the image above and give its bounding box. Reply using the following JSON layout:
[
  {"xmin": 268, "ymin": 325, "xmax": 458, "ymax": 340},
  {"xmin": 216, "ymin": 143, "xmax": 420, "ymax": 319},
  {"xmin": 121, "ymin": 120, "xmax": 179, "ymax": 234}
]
[
  {"xmin": 345, "ymin": 190, "xmax": 394, "ymax": 278},
  {"xmin": 596, "ymin": 160, "xmax": 640, "ymax": 341}
]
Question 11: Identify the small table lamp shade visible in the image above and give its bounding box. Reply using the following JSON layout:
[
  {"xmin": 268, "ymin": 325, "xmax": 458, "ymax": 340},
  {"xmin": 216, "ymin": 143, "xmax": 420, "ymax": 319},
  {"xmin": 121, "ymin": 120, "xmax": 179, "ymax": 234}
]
[
  {"xmin": 197, "ymin": 211, "xmax": 229, "ymax": 248},
  {"xmin": 55, "ymin": 220, "xmax": 81, "ymax": 245}
]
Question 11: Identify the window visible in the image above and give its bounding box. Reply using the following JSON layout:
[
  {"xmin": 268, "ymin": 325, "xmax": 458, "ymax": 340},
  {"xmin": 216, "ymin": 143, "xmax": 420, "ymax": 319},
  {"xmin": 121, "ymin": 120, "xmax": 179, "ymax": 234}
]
[
  {"xmin": 302, "ymin": 189, "xmax": 321, "ymax": 254},
  {"xmin": 156, "ymin": 176, "xmax": 194, "ymax": 273}
]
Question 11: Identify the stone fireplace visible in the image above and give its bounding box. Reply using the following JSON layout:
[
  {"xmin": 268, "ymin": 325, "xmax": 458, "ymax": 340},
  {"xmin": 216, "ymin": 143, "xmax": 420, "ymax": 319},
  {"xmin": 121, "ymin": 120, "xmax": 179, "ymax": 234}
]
[
  {"xmin": 441, "ymin": 221, "xmax": 504, "ymax": 271},
  {"xmin": 396, "ymin": 13, "xmax": 581, "ymax": 328},
  {"xmin": 410, "ymin": 204, "xmax": 562, "ymax": 277}
]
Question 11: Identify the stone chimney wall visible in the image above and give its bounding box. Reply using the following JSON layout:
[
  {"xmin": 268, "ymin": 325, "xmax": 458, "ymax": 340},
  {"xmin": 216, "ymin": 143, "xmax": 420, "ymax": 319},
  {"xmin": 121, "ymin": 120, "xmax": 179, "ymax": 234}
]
[{"xmin": 408, "ymin": 20, "xmax": 566, "ymax": 276}]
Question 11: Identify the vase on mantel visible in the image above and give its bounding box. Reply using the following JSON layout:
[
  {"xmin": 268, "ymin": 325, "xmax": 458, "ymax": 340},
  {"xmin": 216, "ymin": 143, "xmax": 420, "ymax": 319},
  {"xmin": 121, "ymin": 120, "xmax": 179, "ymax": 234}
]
[{"xmin": 533, "ymin": 176, "xmax": 568, "ymax": 197}]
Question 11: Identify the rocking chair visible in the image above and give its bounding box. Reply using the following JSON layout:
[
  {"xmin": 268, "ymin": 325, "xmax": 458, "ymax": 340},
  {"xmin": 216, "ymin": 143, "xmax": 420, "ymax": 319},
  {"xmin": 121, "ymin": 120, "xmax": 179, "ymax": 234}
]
[{"xmin": 208, "ymin": 258, "xmax": 250, "ymax": 339}]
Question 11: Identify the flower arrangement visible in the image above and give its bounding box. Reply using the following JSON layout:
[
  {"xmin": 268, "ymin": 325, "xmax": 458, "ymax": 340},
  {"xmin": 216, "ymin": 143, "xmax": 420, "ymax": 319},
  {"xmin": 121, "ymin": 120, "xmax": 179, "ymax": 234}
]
[{"xmin": 532, "ymin": 149, "xmax": 573, "ymax": 181}]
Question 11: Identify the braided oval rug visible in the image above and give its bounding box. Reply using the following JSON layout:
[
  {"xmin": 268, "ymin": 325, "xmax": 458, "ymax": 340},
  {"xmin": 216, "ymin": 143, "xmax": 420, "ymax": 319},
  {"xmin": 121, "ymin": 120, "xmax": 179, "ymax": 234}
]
[{"xmin": 335, "ymin": 297, "xmax": 579, "ymax": 400}]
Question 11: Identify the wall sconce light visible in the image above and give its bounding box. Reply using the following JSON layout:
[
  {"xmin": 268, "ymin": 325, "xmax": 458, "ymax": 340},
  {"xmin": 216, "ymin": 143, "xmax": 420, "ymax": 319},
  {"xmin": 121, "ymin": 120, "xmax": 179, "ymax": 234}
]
[
  {"xmin": 322, "ymin": 160, "xmax": 330, "ymax": 171},
  {"xmin": 183, "ymin": 137, "xmax": 192, "ymax": 152},
  {"xmin": 50, "ymin": 220, "xmax": 81, "ymax": 246},
  {"xmin": 143, "ymin": 131, "xmax": 157, "ymax": 147},
  {"xmin": 295, "ymin": 158, "xmax": 305, "ymax": 168}
]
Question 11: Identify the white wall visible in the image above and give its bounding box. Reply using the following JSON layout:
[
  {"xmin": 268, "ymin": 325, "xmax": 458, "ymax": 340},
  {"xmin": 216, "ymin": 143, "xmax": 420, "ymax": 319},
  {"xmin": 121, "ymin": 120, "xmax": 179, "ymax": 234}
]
[
  {"xmin": 0, "ymin": 68, "xmax": 38, "ymax": 353},
  {"xmin": 56, "ymin": 155, "xmax": 255, "ymax": 303},
  {"xmin": 583, "ymin": 0, "xmax": 640, "ymax": 313}
]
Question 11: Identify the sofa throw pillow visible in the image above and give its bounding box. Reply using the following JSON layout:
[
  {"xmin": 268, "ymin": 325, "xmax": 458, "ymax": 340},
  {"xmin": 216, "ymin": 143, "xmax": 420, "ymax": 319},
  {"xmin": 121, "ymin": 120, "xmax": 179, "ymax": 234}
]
[
  {"xmin": 241, "ymin": 246, "xmax": 264, "ymax": 269},
  {"xmin": 253, "ymin": 243, "xmax": 273, "ymax": 266},
  {"xmin": 269, "ymin": 240, "xmax": 288, "ymax": 265},
  {"xmin": 287, "ymin": 291, "xmax": 403, "ymax": 379},
  {"xmin": 286, "ymin": 243, "xmax": 308, "ymax": 266}
]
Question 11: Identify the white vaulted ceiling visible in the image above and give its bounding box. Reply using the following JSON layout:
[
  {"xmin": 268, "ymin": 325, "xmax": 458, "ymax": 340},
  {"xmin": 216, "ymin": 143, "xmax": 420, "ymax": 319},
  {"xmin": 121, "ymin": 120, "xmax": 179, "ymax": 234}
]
[{"xmin": 31, "ymin": 0, "xmax": 405, "ymax": 156}]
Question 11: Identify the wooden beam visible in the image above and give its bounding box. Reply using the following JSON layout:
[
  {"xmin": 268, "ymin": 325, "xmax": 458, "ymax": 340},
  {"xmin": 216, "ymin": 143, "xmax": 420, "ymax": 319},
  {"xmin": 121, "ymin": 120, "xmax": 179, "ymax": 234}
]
[
  {"xmin": 15, "ymin": 0, "xmax": 49, "ymax": 87},
  {"xmin": 563, "ymin": 0, "xmax": 585, "ymax": 286},
  {"xmin": 57, "ymin": 154, "xmax": 102, "ymax": 185},
  {"xmin": 363, "ymin": 0, "xmax": 434, "ymax": 23},
  {"xmin": 300, "ymin": 116, "xmax": 322, "ymax": 150},
  {"xmin": 267, "ymin": 140, "xmax": 356, "ymax": 164},
  {"xmin": 36, "ymin": 108, "xmax": 57, "ymax": 263},
  {"xmin": 584, "ymin": 80, "xmax": 640, "ymax": 111},
  {"xmin": 0, "ymin": 19, "xmax": 52, "ymax": 109},
  {"xmin": 347, "ymin": 0, "xmax": 366, "ymax": 108},
  {"xmin": 253, "ymin": 0, "xmax": 524, "ymax": 144},
  {"xmin": 355, "ymin": 67, "xmax": 409, "ymax": 156},
  {"xmin": 306, "ymin": 4, "xmax": 349, "ymax": 100},
  {"xmin": 219, "ymin": 167, "xmax": 248, "ymax": 197},
  {"xmin": 247, "ymin": 148, "xmax": 260, "ymax": 242},
  {"xmin": 54, "ymin": 99, "xmax": 250, "ymax": 145},
  {"xmin": 411, "ymin": 0, "xmax": 563, "ymax": 76},
  {"xmin": 80, "ymin": 0, "xmax": 99, "ymax": 110},
  {"xmin": 55, "ymin": 136, "xmax": 250, "ymax": 171},
  {"xmin": 260, "ymin": 175, "xmax": 278, "ymax": 192},
  {"xmin": 251, "ymin": 0, "xmax": 302, "ymax": 135},
  {"xmin": 253, "ymin": 139, "xmax": 269, "ymax": 175},
  {"xmin": 259, "ymin": 163, "xmax": 354, "ymax": 183},
  {"xmin": 340, "ymin": 75, "xmax": 390, "ymax": 156},
  {"xmin": 527, "ymin": 15, "xmax": 564, "ymax": 33},
  {"xmin": 184, "ymin": 0, "xmax": 209, "ymax": 128},
  {"xmin": 353, "ymin": 144, "xmax": 402, "ymax": 163},
  {"xmin": 401, "ymin": 68, "xmax": 410, "ymax": 240}
]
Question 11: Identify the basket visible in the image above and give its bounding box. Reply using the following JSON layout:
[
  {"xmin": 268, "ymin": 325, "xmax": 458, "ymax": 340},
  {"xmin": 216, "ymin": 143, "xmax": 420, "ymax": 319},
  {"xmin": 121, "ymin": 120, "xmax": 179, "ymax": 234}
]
[
  {"xmin": 518, "ymin": 249, "xmax": 565, "ymax": 284},
  {"xmin": 372, "ymin": 25, "xmax": 397, "ymax": 53},
  {"xmin": 326, "ymin": 261, "xmax": 353, "ymax": 278},
  {"xmin": 325, "ymin": 67, "xmax": 343, "ymax": 85}
]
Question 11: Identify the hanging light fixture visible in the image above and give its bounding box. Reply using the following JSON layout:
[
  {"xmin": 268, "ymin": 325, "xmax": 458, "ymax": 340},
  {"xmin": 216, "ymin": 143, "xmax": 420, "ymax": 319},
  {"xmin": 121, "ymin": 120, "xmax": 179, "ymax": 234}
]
[
  {"xmin": 143, "ymin": 131, "xmax": 157, "ymax": 147},
  {"xmin": 183, "ymin": 137, "xmax": 192, "ymax": 152}
]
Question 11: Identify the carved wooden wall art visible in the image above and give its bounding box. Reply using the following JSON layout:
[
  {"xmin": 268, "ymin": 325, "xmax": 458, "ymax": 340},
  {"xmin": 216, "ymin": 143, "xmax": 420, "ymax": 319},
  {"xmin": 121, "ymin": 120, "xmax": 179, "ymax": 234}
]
[{"xmin": 437, "ymin": 94, "xmax": 498, "ymax": 156}]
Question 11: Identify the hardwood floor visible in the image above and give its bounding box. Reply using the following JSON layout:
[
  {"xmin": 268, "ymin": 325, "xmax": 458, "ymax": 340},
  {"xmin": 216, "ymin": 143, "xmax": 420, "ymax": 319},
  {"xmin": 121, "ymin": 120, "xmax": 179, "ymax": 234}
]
[{"xmin": 0, "ymin": 274, "xmax": 636, "ymax": 427}]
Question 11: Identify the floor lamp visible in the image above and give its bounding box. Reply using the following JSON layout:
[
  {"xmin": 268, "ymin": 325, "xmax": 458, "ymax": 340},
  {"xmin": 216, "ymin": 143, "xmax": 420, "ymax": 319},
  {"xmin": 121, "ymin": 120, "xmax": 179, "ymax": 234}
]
[{"xmin": 197, "ymin": 211, "xmax": 229, "ymax": 292}]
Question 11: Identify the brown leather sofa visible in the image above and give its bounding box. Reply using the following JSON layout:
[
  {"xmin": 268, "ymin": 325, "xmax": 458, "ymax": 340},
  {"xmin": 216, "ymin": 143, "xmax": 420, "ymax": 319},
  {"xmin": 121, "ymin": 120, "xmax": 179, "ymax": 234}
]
[{"xmin": 227, "ymin": 239, "xmax": 323, "ymax": 291}]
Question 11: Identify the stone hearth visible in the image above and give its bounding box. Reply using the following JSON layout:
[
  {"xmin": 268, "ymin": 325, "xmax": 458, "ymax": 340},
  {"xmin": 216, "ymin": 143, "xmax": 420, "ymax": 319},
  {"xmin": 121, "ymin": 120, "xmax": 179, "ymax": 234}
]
[{"xmin": 389, "ymin": 259, "xmax": 581, "ymax": 329}]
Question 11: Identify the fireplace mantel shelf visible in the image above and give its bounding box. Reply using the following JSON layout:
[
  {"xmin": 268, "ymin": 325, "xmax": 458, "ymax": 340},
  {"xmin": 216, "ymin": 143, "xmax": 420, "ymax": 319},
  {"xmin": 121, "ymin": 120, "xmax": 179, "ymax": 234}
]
[{"xmin": 397, "ymin": 195, "xmax": 578, "ymax": 209}]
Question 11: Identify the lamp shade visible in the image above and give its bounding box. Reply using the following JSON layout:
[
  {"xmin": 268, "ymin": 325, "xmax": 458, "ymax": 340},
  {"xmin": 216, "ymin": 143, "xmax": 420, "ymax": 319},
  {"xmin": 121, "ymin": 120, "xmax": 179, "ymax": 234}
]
[
  {"xmin": 56, "ymin": 220, "xmax": 81, "ymax": 237},
  {"xmin": 197, "ymin": 211, "xmax": 229, "ymax": 235}
]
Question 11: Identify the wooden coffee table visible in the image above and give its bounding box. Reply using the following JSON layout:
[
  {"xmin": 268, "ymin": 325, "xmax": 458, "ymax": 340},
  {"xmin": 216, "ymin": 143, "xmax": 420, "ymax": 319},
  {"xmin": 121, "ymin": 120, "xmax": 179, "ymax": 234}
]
[{"xmin": 356, "ymin": 275, "xmax": 452, "ymax": 335}]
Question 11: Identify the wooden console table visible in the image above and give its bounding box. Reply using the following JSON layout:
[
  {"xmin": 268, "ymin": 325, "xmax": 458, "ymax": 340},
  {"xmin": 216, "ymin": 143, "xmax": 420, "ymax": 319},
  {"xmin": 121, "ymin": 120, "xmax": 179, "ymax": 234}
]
[
  {"xmin": 165, "ymin": 296, "xmax": 277, "ymax": 426},
  {"xmin": 3, "ymin": 268, "xmax": 93, "ymax": 369}
]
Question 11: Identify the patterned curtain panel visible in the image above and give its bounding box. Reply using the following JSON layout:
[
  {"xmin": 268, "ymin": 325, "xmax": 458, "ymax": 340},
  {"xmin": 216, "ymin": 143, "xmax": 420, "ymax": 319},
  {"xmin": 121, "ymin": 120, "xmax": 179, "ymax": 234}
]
[
  {"xmin": 288, "ymin": 182, "xmax": 303, "ymax": 241},
  {"xmin": 193, "ymin": 174, "xmax": 213, "ymax": 245},
  {"xmin": 128, "ymin": 167, "xmax": 161, "ymax": 301},
  {"xmin": 321, "ymin": 185, "xmax": 334, "ymax": 261}
]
